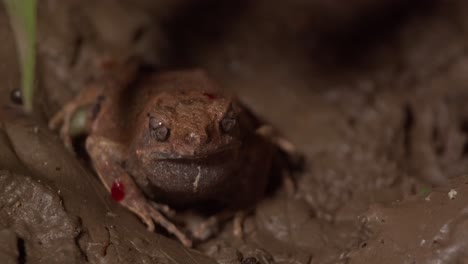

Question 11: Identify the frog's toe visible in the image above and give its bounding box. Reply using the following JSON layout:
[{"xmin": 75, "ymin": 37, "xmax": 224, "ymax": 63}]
[
  {"xmin": 60, "ymin": 130, "xmax": 72, "ymax": 150},
  {"xmin": 50, "ymin": 104, "xmax": 79, "ymax": 152},
  {"xmin": 48, "ymin": 110, "xmax": 65, "ymax": 130},
  {"xmin": 256, "ymin": 125, "xmax": 304, "ymax": 170},
  {"xmin": 140, "ymin": 212, "xmax": 156, "ymax": 232},
  {"xmin": 145, "ymin": 204, "xmax": 192, "ymax": 247},
  {"xmin": 189, "ymin": 216, "xmax": 219, "ymax": 241},
  {"xmin": 150, "ymin": 201, "xmax": 176, "ymax": 218},
  {"xmin": 59, "ymin": 119, "xmax": 75, "ymax": 152}
]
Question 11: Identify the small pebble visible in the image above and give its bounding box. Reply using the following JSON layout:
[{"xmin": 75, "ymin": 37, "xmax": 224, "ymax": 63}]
[{"xmin": 448, "ymin": 189, "xmax": 457, "ymax": 200}]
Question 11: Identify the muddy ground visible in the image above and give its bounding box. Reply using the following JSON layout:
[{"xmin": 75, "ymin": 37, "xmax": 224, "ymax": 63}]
[{"xmin": 1, "ymin": 0, "xmax": 468, "ymax": 263}]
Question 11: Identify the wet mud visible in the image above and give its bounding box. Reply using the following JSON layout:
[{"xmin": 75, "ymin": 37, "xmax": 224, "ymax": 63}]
[{"xmin": 2, "ymin": 0, "xmax": 468, "ymax": 263}]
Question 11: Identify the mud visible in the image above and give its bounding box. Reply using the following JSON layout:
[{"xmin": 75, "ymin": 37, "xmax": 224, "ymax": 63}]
[{"xmin": 2, "ymin": 0, "xmax": 468, "ymax": 263}]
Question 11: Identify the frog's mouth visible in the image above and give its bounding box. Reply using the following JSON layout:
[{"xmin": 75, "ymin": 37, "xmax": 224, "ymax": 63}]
[
  {"xmin": 147, "ymin": 142, "xmax": 241, "ymax": 161},
  {"xmin": 130, "ymin": 142, "xmax": 244, "ymax": 205}
]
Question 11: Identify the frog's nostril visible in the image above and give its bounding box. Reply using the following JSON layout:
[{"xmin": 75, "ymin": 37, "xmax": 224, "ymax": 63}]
[
  {"xmin": 185, "ymin": 132, "xmax": 199, "ymax": 145},
  {"xmin": 185, "ymin": 132, "xmax": 209, "ymax": 145}
]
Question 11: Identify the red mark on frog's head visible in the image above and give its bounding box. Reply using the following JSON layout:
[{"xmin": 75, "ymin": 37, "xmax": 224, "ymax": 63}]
[
  {"xmin": 111, "ymin": 181, "xmax": 125, "ymax": 202},
  {"xmin": 97, "ymin": 55, "xmax": 118, "ymax": 71},
  {"xmin": 202, "ymin": 92, "xmax": 218, "ymax": 100}
]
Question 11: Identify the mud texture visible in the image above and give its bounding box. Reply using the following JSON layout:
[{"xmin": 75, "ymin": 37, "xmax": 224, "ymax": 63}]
[{"xmin": 2, "ymin": 0, "xmax": 468, "ymax": 263}]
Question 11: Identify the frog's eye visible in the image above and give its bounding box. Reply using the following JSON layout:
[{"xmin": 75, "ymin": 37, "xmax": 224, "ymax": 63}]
[
  {"xmin": 220, "ymin": 107, "xmax": 237, "ymax": 133},
  {"xmin": 149, "ymin": 118, "xmax": 170, "ymax": 141}
]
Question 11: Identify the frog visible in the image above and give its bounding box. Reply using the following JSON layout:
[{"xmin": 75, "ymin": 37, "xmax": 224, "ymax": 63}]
[{"xmin": 49, "ymin": 61, "xmax": 296, "ymax": 247}]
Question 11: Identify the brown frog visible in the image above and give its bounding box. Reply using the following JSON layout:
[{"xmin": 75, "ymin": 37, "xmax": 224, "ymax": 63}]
[{"xmin": 49, "ymin": 62, "xmax": 292, "ymax": 247}]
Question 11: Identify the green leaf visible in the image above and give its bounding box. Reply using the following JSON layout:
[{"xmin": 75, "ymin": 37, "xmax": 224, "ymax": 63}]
[{"xmin": 4, "ymin": 0, "xmax": 37, "ymax": 112}]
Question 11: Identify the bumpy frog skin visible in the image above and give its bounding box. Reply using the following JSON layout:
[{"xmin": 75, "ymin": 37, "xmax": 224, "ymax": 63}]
[{"xmin": 49, "ymin": 65, "xmax": 276, "ymax": 247}]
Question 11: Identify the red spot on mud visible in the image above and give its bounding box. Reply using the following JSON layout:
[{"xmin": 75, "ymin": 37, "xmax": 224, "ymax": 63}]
[
  {"xmin": 111, "ymin": 181, "xmax": 125, "ymax": 202},
  {"xmin": 203, "ymin": 92, "xmax": 218, "ymax": 100}
]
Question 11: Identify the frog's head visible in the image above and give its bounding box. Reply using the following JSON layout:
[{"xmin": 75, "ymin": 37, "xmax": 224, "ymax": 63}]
[
  {"xmin": 127, "ymin": 71, "xmax": 255, "ymax": 204},
  {"xmin": 132, "ymin": 71, "xmax": 243, "ymax": 161}
]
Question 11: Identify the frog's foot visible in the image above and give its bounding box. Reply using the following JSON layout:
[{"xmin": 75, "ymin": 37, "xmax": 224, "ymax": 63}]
[
  {"xmin": 124, "ymin": 196, "xmax": 192, "ymax": 247},
  {"xmin": 255, "ymin": 125, "xmax": 304, "ymax": 169},
  {"xmin": 188, "ymin": 210, "xmax": 249, "ymax": 241},
  {"xmin": 86, "ymin": 136, "xmax": 192, "ymax": 247},
  {"xmin": 49, "ymin": 102, "xmax": 82, "ymax": 151},
  {"xmin": 188, "ymin": 215, "xmax": 220, "ymax": 241},
  {"xmin": 256, "ymin": 126, "xmax": 295, "ymax": 153}
]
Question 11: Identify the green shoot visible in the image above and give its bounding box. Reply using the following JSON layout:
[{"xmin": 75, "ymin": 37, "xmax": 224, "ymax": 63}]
[{"xmin": 3, "ymin": 0, "xmax": 37, "ymax": 112}]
